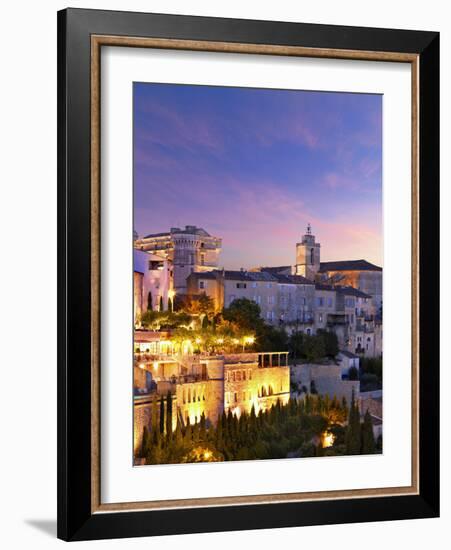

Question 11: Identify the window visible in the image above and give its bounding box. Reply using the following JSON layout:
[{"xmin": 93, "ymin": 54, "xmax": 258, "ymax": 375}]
[
  {"xmin": 234, "ymin": 392, "xmax": 238, "ymax": 403},
  {"xmin": 236, "ymin": 371, "xmax": 242, "ymax": 381},
  {"xmin": 228, "ymin": 294, "xmax": 236, "ymax": 305},
  {"xmin": 268, "ymin": 295, "xmax": 274, "ymax": 305},
  {"xmin": 267, "ymin": 310, "xmax": 274, "ymax": 321},
  {"xmin": 243, "ymin": 370, "xmax": 246, "ymax": 381},
  {"xmin": 267, "ymin": 283, "xmax": 272, "ymax": 288},
  {"xmin": 199, "ymin": 281, "xmax": 205, "ymax": 289},
  {"xmin": 310, "ymin": 248, "xmax": 314, "ymax": 264},
  {"xmin": 248, "ymin": 369, "xmax": 252, "ymax": 380},
  {"xmin": 252, "ymin": 282, "xmax": 258, "ymax": 288},
  {"xmin": 327, "ymin": 297, "xmax": 333, "ymax": 307},
  {"xmin": 236, "ymin": 282, "xmax": 247, "ymax": 289},
  {"xmin": 200, "ymin": 253, "xmax": 205, "ymax": 266},
  {"xmin": 316, "ymin": 297, "xmax": 324, "ymax": 307}
]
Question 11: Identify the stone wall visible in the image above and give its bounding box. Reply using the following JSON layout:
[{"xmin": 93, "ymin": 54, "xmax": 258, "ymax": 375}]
[
  {"xmin": 291, "ymin": 363, "xmax": 360, "ymax": 404},
  {"xmin": 224, "ymin": 361, "xmax": 290, "ymax": 416}
]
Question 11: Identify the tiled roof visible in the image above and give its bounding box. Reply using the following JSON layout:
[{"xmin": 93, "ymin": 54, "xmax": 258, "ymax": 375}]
[
  {"xmin": 336, "ymin": 286, "xmax": 371, "ymax": 298},
  {"xmin": 187, "ymin": 271, "xmax": 218, "ymax": 280},
  {"xmin": 315, "ymin": 283, "xmax": 336, "ymax": 292},
  {"xmin": 223, "ymin": 270, "xmax": 251, "ymax": 281},
  {"xmin": 319, "ymin": 259, "xmax": 382, "ymax": 272},
  {"xmin": 258, "ymin": 265, "xmax": 291, "ymax": 274},
  {"xmin": 271, "ymin": 273, "xmax": 313, "ymax": 285}
]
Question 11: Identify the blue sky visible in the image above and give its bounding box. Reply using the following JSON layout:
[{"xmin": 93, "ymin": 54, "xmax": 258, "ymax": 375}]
[{"xmin": 134, "ymin": 82, "xmax": 382, "ymax": 269}]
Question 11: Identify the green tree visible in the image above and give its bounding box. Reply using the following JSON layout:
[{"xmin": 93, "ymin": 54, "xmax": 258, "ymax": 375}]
[
  {"xmin": 199, "ymin": 413, "xmax": 207, "ymax": 442},
  {"xmin": 141, "ymin": 426, "xmax": 151, "ymax": 458},
  {"xmin": 166, "ymin": 391, "xmax": 173, "ymax": 438},
  {"xmin": 159, "ymin": 395, "xmax": 165, "ymax": 435},
  {"xmin": 302, "ymin": 334, "xmax": 326, "ymax": 362},
  {"xmin": 361, "ymin": 409, "xmax": 376, "ymax": 454},
  {"xmin": 318, "ymin": 329, "xmax": 339, "ymax": 358},
  {"xmin": 223, "ymin": 298, "xmax": 263, "ymax": 332},
  {"xmin": 348, "ymin": 366, "xmax": 359, "ymax": 380},
  {"xmin": 345, "ymin": 389, "xmax": 361, "ymax": 454},
  {"xmin": 289, "ymin": 331, "xmax": 304, "ymax": 361},
  {"xmin": 257, "ymin": 325, "xmax": 288, "ymax": 353}
]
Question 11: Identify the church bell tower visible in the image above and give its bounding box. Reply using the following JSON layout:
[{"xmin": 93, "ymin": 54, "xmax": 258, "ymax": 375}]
[{"xmin": 295, "ymin": 223, "xmax": 320, "ymax": 280}]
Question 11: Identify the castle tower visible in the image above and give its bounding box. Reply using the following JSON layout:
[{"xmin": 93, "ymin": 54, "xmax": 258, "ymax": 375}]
[{"xmin": 295, "ymin": 223, "xmax": 320, "ymax": 280}]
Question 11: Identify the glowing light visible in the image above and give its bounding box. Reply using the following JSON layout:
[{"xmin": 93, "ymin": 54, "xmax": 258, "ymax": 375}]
[
  {"xmin": 216, "ymin": 338, "xmax": 224, "ymax": 344},
  {"xmin": 232, "ymin": 338, "xmax": 240, "ymax": 345},
  {"xmin": 153, "ymin": 361, "xmax": 159, "ymax": 371},
  {"xmin": 244, "ymin": 336, "xmax": 255, "ymax": 345},
  {"xmin": 139, "ymin": 363, "xmax": 145, "ymax": 370},
  {"xmin": 168, "ymin": 289, "xmax": 176, "ymax": 300},
  {"xmin": 195, "ymin": 338, "xmax": 202, "ymax": 345},
  {"xmin": 322, "ymin": 431, "xmax": 335, "ymax": 448},
  {"xmin": 203, "ymin": 450, "xmax": 212, "ymax": 460}
]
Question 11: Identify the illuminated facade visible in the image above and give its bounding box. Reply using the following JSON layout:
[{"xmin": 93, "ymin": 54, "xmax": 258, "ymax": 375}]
[
  {"xmin": 134, "ymin": 249, "xmax": 173, "ymax": 325},
  {"xmin": 135, "ymin": 225, "xmax": 222, "ymax": 293},
  {"xmin": 133, "ymin": 331, "xmax": 290, "ymax": 454}
]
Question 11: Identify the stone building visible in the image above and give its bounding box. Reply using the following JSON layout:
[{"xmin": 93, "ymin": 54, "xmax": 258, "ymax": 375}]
[
  {"xmin": 135, "ymin": 225, "xmax": 222, "ymax": 293},
  {"xmin": 187, "ymin": 269, "xmax": 315, "ymax": 328},
  {"xmin": 318, "ymin": 259, "xmax": 383, "ymax": 310},
  {"xmin": 291, "ymin": 363, "xmax": 360, "ymax": 404},
  {"xmin": 134, "ymin": 249, "xmax": 173, "ymax": 324},
  {"xmin": 133, "ymin": 331, "xmax": 290, "ymax": 456},
  {"xmin": 295, "ymin": 223, "xmax": 321, "ymax": 279}
]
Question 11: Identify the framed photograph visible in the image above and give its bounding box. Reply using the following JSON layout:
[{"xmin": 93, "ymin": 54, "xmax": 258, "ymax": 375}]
[{"xmin": 57, "ymin": 8, "xmax": 439, "ymax": 541}]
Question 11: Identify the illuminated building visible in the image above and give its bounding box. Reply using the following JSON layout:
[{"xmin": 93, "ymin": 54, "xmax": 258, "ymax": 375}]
[
  {"xmin": 133, "ymin": 331, "xmax": 290, "ymax": 455},
  {"xmin": 135, "ymin": 225, "xmax": 222, "ymax": 293}
]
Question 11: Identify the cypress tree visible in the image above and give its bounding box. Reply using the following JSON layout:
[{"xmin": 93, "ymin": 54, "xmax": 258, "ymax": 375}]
[
  {"xmin": 216, "ymin": 415, "xmax": 224, "ymax": 450},
  {"xmin": 199, "ymin": 412, "xmax": 207, "ymax": 442},
  {"xmin": 174, "ymin": 418, "xmax": 183, "ymax": 446},
  {"xmin": 141, "ymin": 426, "xmax": 151, "ymax": 458},
  {"xmin": 166, "ymin": 391, "xmax": 173, "ymax": 437},
  {"xmin": 151, "ymin": 394, "xmax": 158, "ymax": 432},
  {"xmin": 159, "ymin": 395, "xmax": 165, "ymax": 435},
  {"xmin": 361, "ymin": 409, "xmax": 376, "ymax": 454},
  {"xmin": 345, "ymin": 389, "xmax": 361, "ymax": 454},
  {"xmin": 184, "ymin": 417, "xmax": 192, "ymax": 444}
]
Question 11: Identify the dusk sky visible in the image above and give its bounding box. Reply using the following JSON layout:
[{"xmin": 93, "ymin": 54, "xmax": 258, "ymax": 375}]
[{"xmin": 134, "ymin": 83, "xmax": 382, "ymax": 270}]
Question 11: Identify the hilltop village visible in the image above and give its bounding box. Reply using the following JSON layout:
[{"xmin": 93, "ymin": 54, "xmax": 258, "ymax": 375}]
[{"xmin": 133, "ymin": 225, "xmax": 383, "ymax": 464}]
